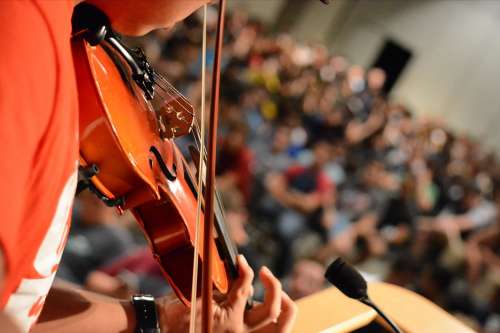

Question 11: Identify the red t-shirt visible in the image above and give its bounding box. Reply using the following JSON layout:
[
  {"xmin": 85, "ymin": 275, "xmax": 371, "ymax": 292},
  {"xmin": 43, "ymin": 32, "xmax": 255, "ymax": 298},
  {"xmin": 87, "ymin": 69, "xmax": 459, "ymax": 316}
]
[
  {"xmin": 217, "ymin": 144, "xmax": 254, "ymax": 203},
  {"xmin": 285, "ymin": 165, "xmax": 332, "ymax": 193},
  {"xmin": 285, "ymin": 165, "xmax": 334, "ymax": 203},
  {"xmin": 0, "ymin": 1, "xmax": 78, "ymax": 331}
]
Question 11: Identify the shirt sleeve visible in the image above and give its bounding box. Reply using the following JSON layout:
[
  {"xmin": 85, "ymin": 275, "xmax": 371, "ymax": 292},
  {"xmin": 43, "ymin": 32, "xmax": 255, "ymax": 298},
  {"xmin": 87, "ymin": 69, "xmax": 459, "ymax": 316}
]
[
  {"xmin": 284, "ymin": 165, "xmax": 305, "ymax": 182},
  {"xmin": 465, "ymin": 201, "xmax": 497, "ymax": 229},
  {"xmin": 0, "ymin": 1, "xmax": 56, "ymax": 273}
]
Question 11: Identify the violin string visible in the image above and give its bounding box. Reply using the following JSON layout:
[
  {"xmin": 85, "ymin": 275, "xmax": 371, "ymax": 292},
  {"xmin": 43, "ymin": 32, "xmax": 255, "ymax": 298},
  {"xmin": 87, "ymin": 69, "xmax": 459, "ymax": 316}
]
[
  {"xmin": 146, "ymin": 12, "xmax": 227, "ymax": 228},
  {"xmin": 152, "ymin": 85, "xmax": 230, "ymax": 230},
  {"xmin": 152, "ymin": 72, "xmax": 189, "ymax": 103},
  {"xmin": 152, "ymin": 74, "xmax": 198, "ymax": 134},
  {"xmin": 153, "ymin": 73, "xmax": 195, "ymax": 116},
  {"xmin": 189, "ymin": 5, "xmax": 207, "ymax": 332},
  {"xmin": 152, "ymin": 72, "xmax": 192, "ymax": 107},
  {"xmin": 150, "ymin": 59, "xmax": 224, "ymax": 195},
  {"xmin": 152, "ymin": 87, "xmax": 192, "ymax": 123},
  {"xmin": 145, "ymin": 19, "xmax": 230, "ymax": 322},
  {"xmin": 152, "ymin": 85, "xmax": 203, "ymax": 148},
  {"xmin": 153, "ymin": 80, "xmax": 206, "ymax": 151},
  {"xmin": 153, "ymin": 84, "xmax": 195, "ymax": 121},
  {"xmin": 152, "ymin": 68, "xmax": 210, "ymax": 151},
  {"xmin": 152, "ymin": 62, "xmax": 228, "ymax": 219},
  {"xmin": 147, "ymin": 54, "xmax": 207, "ymax": 151}
]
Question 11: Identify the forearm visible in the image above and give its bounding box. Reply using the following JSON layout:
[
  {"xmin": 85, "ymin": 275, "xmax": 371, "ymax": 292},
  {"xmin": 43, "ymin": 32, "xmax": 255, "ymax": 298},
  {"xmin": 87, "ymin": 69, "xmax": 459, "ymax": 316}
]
[
  {"xmin": 286, "ymin": 193, "xmax": 320, "ymax": 213},
  {"xmin": 268, "ymin": 187, "xmax": 301, "ymax": 210},
  {"xmin": 346, "ymin": 115, "xmax": 383, "ymax": 144},
  {"xmin": 0, "ymin": 311, "xmax": 21, "ymax": 333},
  {"xmin": 415, "ymin": 181, "xmax": 433, "ymax": 212},
  {"xmin": 482, "ymin": 248, "xmax": 500, "ymax": 268},
  {"xmin": 455, "ymin": 216, "xmax": 474, "ymax": 232},
  {"xmin": 32, "ymin": 281, "xmax": 135, "ymax": 333}
]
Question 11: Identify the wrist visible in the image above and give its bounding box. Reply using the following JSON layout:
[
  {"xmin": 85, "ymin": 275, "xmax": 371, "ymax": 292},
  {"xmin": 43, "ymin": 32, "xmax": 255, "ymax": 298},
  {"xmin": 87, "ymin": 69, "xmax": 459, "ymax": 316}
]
[
  {"xmin": 155, "ymin": 298, "xmax": 166, "ymax": 333},
  {"xmin": 154, "ymin": 294, "xmax": 191, "ymax": 333},
  {"xmin": 120, "ymin": 299, "xmax": 138, "ymax": 333}
]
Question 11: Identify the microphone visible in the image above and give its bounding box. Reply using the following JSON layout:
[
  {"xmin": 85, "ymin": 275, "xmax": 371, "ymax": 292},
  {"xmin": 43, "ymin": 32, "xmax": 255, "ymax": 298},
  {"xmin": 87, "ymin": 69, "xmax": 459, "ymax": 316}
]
[{"xmin": 324, "ymin": 258, "xmax": 402, "ymax": 333}]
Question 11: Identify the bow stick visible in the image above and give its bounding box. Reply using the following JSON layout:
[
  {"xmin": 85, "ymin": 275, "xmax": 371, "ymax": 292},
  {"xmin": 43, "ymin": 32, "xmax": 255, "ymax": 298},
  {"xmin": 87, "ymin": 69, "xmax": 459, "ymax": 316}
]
[{"xmin": 202, "ymin": 1, "xmax": 226, "ymax": 332}]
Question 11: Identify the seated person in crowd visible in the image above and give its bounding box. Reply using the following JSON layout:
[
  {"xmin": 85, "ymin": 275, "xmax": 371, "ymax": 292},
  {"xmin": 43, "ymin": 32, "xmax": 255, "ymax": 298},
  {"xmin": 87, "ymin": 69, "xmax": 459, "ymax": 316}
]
[
  {"xmin": 85, "ymin": 248, "xmax": 169, "ymax": 299},
  {"xmin": 265, "ymin": 141, "xmax": 335, "ymax": 276},
  {"xmin": 285, "ymin": 259, "xmax": 325, "ymax": 301},
  {"xmin": 318, "ymin": 160, "xmax": 401, "ymax": 261},
  {"xmin": 418, "ymin": 182, "xmax": 497, "ymax": 238},
  {"xmin": 465, "ymin": 219, "xmax": 500, "ymax": 284},
  {"xmin": 216, "ymin": 121, "xmax": 254, "ymax": 203},
  {"xmin": 57, "ymin": 192, "xmax": 136, "ymax": 285},
  {"xmin": 253, "ymin": 125, "xmax": 294, "ymax": 175}
]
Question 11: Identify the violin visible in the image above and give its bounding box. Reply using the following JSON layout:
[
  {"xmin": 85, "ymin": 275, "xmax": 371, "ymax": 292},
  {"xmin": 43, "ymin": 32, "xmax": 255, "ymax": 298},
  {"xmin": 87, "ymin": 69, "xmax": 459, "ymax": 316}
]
[{"xmin": 71, "ymin": 2, "xmax": 238, "ymax": 328}]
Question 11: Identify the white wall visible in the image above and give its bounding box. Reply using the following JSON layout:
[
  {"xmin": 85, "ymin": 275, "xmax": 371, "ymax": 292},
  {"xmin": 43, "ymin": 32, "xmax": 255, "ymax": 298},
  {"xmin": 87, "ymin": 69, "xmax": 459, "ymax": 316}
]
[
  {"xmin": 228, "ymin": 0, "xmax": 285, "ymax": 25},
  {"xmin": 326, "ymin": 0, "xmax": 500, "ymax": 152},
  {"xmin": 289, "ymin": 0, "xmax": 349, "ymax": 43}
]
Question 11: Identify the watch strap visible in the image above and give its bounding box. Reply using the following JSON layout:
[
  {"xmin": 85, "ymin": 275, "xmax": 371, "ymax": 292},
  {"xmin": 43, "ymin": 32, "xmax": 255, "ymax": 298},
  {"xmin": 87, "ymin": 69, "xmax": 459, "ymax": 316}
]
[{"xmin": 131, "ymin": 294, "xmax": 160, "ymax": 333}]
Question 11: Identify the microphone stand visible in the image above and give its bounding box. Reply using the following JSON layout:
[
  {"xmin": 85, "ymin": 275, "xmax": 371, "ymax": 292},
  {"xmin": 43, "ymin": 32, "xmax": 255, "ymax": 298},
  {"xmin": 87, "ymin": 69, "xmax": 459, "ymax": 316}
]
[
  {"xmin": 324, "ymin": 258, "xmax": 403, "ymax": 333},
  {"xmin": 359, "ymin": 297, "xmax": 402, "ymax": 333}
]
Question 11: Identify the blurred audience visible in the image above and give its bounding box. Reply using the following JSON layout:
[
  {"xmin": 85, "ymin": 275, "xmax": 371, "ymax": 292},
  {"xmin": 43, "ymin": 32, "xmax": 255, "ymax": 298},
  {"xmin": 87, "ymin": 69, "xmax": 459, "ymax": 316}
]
[
  {"xmin": 63, "ymin": 7, "xmax": 500, "ymax": 331},
  {"xmin": 57, "ymin": 191, "xmax": 136, "ymax": 285},
  {"xmin": 286, "ymin": 259, "xmax": 325, "ymax": 300}
]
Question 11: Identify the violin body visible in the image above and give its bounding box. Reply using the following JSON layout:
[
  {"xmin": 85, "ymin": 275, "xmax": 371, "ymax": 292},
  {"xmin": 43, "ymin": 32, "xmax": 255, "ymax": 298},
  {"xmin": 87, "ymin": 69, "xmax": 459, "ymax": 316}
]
[{"xmin": 71, "ymin": 29, "xmax": 231, "ymax": 304}]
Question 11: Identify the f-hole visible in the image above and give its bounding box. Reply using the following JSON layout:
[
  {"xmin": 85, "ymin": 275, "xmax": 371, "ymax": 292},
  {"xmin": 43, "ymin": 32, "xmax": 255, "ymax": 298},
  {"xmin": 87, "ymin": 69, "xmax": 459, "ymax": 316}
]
[{"xmin": 150, "ymin": 146, "xmax": 177, "ymax": 181}]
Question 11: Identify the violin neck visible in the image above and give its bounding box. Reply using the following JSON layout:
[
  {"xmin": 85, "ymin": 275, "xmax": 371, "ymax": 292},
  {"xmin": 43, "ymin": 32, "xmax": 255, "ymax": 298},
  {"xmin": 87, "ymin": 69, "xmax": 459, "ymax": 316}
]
[
  {"xmin": 213, "ymin": 193, "xmax": 239, "ymax": 278},
  {"xmin": 185, "ymin": 146, "xmax": 239, "ymax": 277}
]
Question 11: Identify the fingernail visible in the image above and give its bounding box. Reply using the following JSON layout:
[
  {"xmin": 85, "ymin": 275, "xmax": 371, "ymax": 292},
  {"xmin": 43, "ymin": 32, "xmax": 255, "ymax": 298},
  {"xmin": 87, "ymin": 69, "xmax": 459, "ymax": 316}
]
[
  {"xmin": 239, "ymin": 255, "xmax": 248, "ymax": 265},
  {"xmin": 260, "ymin": 265, "xmax": 270, "ymax": 274}
]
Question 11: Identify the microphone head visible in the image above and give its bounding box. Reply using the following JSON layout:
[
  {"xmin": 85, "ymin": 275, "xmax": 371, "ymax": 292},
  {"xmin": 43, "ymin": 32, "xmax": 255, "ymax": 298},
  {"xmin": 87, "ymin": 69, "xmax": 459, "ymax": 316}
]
[{"xmin": 324, "ymin": 258, "xmax": 368, "ymax": 300}]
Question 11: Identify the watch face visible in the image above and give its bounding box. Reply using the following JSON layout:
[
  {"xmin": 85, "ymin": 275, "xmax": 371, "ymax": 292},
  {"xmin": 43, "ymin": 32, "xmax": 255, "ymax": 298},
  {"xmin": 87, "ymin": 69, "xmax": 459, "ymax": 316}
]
[{"xmin": 134, "ymin": 294, "xmax": 155, "ymax": 302}]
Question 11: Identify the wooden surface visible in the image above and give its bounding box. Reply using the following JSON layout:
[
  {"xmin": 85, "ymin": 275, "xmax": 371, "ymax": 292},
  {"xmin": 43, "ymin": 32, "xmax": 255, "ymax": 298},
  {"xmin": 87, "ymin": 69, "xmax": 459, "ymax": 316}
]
[
  {"xmin": 369, "ymin": 282, "xmax": 476, "ymax": 333},
  {"xmin": 293, "ymin": 282, "xmax": 476, "ymax": 333},
  {"xmin": 292, "ymin": 287, "xmax": 376, "ymax": 333}
]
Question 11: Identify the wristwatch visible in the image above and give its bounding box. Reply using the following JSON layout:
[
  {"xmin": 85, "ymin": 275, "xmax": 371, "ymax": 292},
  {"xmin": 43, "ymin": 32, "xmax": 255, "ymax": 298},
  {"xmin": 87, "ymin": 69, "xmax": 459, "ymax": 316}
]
[{"xmin": 131, "ymin": 294, "xmax": 161, "ymax": 333}]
